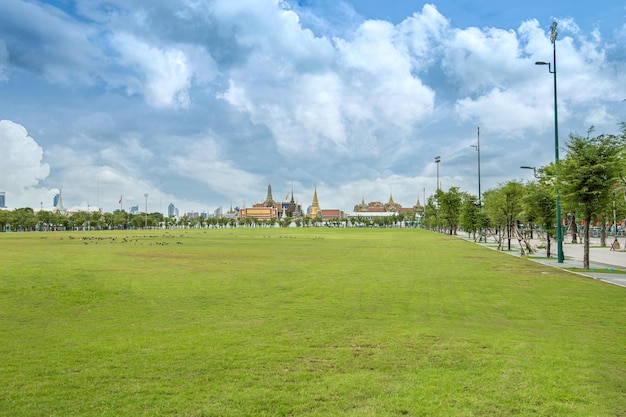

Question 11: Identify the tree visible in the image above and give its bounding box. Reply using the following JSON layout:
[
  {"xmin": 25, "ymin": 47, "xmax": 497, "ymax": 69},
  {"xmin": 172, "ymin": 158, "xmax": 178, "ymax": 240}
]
[
  {"xmin": 459, "ymin": 193, "xmax": 484, "ymax": 241},
  {"xmin": 436, "ymin": 187, "xmax": 462, "ymax": 235},
  {"xmin": 483, "ymin": 181, "xmax": 525, "ymax": 250},
  {"xmin": 113, "ymin": 210, "xmax": 129, "ymax": 229},
  {"xmin": 0, "ymin": 210, "xmax": 10, "ymax": 231},
  {"xmin": 559, "ymin": 132, "xmax": 626, "ymax": 269},
  {"xmin": 12, "ymin": 208, "xmax": 37, "ymax": 231},
  {"xmin": 423, "ymin": 195, "xmax": 439, "ymax": 231},
  {"xmin": 523, "ymin": 180, "xmax": 555, "ymax": 258}
]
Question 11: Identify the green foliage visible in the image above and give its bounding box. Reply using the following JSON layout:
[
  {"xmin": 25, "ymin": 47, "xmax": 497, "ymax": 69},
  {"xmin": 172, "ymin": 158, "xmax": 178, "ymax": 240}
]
[
  {"xmin": 559, "ymin": 131, "xmax": 626, "ymax": 268},
  {"xmin": 458, "ymin": 192, "xmax": 486, "ymax": 237},
  {"xmin": 482, "ymin": 181, "xmax": 525, "ymax": 228},
  {"xmin": 436, "ymin": 187, "xmax": 463, "ymax": 234},
  {"xmin": 0, "ymin": 229, "xmax": 624, "ymax": 416},
  {"xmin": 0, "ymin": 209, "xmax": 12, "ymax": 230},
  {"xmin": 560, "ymin": 133, "xmax": 625, "ymax": 220},
  {"xmin": 523, "ymin": 180, "xmax": 556, "ymax": 235}
]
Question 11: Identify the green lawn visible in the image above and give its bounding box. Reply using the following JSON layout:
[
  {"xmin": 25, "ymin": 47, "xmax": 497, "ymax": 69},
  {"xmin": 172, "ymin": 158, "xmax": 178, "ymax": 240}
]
[{"xmin": 0, "ymin": 228, "xmax": 624, "ymax": 416}]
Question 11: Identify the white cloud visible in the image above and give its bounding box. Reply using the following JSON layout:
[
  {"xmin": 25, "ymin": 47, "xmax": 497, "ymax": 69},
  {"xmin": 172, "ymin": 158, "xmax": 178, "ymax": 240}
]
[
  {"xmin": 0, "ymin": 0, "xmax": 103, "ymax": 84},
  {"xmin": 455, "ymin": 88, "xmax": 551, "ymax": 137},
  {"xmin": 167, "ymin": 134, "xmax": 265, "ymax": 200},
  {"xmin": 0, "ymin": 120, "xmax": 51, "ymax": 208},
  {"xmin": 98, "ymin": 135, "xmax": 154, "ymax": 175},
  {"xmin": 113, "ymin": 33, "xmax": 215, "ymax": 108},
  {"xmin": 0, "ymin": 120, "xmax": 50, "ymax": 190},
  {"xmin": 219, "ymin": 4, "xmax": 438, "ymax": 157},
  {"xmin": 395, "ymin": 4, "xmax": 449, "ymax": 70},
  {"xmin": 335, "ymin": 18, "xmax": 436, "ymax": 128},
  {"xmin": 443, "ymin": 25, "xmax": 524, "ymax": 94},
  {"xmin": 447, "ymin": 18, "xmax": 626, "ymax": 137},
  {"xmin": 1, "ymin": 1, "xmax": 625, "ymax": 213}
]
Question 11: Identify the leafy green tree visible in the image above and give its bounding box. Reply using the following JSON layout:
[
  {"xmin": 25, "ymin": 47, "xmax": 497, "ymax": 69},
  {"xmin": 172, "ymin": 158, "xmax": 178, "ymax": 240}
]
[
  {"xmin": 37, "ymin": 210, "xmax": 53, "ymax": 231},
  {"xmin": 483, "ymin": 181, "xmax": 525, "ymax": 250},
  {"xmin": 12, "ymin": 208, "xmax": 37, "ymax": 231},
  {"xmin": 437, "ymin": 187, "xmax": 462, "ymax": 235},
  {"xmin": 423, "ymin": 195, "xmax": 439, "ymax": 231},
  {"xmin": 523, "ymin": 180, "xmax": 556, "ymax": 257},
  {"xmin": 0, "ymin": 210, "xmax": 10, "ymax": 231},
  {"xmin": 112, "ymin": 210, "xmax": 129, "ymax": 228},
  {"xmin": 559, "ymin": 132, "xmax": 626, "ymax": 269},
  {"xmin": 459, "ymin": 193, "xmax": 483, "ymax": 240}
]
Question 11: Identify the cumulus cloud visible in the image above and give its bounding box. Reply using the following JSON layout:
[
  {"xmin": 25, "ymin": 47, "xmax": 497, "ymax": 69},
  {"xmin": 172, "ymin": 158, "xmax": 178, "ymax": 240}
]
[
  {"xmin": 219, "ymin": 4, "xmax": 440, "ymax": 157},
  {"xmin": 0, "ymin": 120, "xmax": 50, "ymax": 207},
  {"xmin": 167, "ymin": 133, "xmax": 264, "ymax": 200},
  {"xmin": 111, "ymin": 32, "xmax": 216, "ymax": 108},
  {"xmin": 1, "ymin": 0, "xmax": 625, "ymax": 212},
  {"xmin": 0, "ymin": 0, "xmax": 103, "ymax": 84},
  {"xmin": 447, "ymin": 18, "xmax": 626, "ymax": 136},
  {"xmin": 43, "ymin": 138, "xmax": 159, "ymax": 211},
  {"xmin": 0, "ymin": 120, "xmax": 49, "ymax": 189}
]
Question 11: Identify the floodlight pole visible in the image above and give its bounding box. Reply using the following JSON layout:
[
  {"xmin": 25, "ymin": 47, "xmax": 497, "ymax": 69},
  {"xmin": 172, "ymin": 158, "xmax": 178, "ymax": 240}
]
[
  {"xmin": 536, "ymin": 21, "xmax": 564, "ymax": 263},
  {"xmin": 435, "ymin": 156, "xmax": 441, "ymax": 191},
  {"xmin": 471, "ymin": 126, "xmax": 481, "ymax": 208},
  {"xmin": 144, "ymin": 193, "xmax": 149, "ymax": 229}
]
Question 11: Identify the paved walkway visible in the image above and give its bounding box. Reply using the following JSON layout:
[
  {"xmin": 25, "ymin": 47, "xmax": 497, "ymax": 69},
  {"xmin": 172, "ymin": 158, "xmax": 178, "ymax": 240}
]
[{"xmin": 464, "ymin": 234, "xmax": 626, "ymax": 288}]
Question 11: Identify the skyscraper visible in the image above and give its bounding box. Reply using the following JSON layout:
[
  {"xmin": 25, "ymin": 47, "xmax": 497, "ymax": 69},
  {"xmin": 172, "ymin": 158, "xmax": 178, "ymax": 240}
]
[
  {"xmin": 53, "ymin": 193, "xmax": 60, "ymax": 208},
  {"xmin": 0, "ymin": 192, "xmax": 5, "ymax": 208}
]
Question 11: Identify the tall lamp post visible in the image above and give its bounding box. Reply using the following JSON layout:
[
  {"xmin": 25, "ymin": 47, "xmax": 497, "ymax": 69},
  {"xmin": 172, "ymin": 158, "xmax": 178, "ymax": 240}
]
[
  {"xmin": 144, "ymin": 193, "xmax": 149, "ymax": 229},
  {"xmin": 471, "ymin": 127, "xmax": 483, "ymax": 241},
  {"xmin": 536, "ymin": 21, "xmax": 564, "ymax": 263},
  {"xmin": 470, "ymin": 127, "xmax": 481, "ymax": 207},
  {"xmin": 435, "ymin": 156, "xmax": 441, "ymax": 191}
]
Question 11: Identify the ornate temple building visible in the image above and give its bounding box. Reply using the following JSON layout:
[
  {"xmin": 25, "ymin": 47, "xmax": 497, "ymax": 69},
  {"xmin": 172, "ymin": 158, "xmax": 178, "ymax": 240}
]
[
  {"xmin": 238, "ymin": 184, "xmax": 303, "ymax": 220},
  {"xmin": 353, "ymin": 193, "xmax": 403, "ymax": 213},
  {"xmin": 237, "ymin": 184, "xmax": 419, "ymax": 223},
  {"xmin": 309, "ymin": 185, "xmax": 321, "ymax": 219},
  {"xmin": 238, "ymin": 185, "xmax": 279, "ymax": 220}
]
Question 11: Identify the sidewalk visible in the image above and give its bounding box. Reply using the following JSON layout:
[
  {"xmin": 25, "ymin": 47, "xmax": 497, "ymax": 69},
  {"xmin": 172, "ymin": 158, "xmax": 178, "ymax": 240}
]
[{"xmin": 465, "ymin": 234, "xmax": 626, "ymax": 288}]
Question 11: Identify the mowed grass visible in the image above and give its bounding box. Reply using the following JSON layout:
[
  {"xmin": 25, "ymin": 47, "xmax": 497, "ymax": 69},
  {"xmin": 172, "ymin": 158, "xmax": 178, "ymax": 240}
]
[{"xmin": 0, "ymin": 228, "xmax": 624, "ymax": 416}]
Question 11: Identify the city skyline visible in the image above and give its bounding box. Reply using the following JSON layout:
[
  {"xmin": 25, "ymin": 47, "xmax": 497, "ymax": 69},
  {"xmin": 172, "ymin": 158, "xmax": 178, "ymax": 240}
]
[
  {"xmin": 0, "ymin": 183, "xmax": 421, "ymax": 218},
  {"xmin": 1, "ymin": 1, "xmax": 625, "ymax": 213}
]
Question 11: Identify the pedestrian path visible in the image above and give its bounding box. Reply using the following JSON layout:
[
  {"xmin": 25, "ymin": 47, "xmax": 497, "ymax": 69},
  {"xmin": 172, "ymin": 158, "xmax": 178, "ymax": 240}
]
[{"xmin": 462, "ymin": 234, "xmax": 626, "ymax": 288}]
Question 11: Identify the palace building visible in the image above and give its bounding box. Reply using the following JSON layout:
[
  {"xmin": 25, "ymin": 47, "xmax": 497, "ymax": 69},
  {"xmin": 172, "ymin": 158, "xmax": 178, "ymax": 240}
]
[
  {"xmin": 237, "ymin": 184, "xmax": 418, "ymax": 223},
  {"xmin": 238, "ymin": 184, "xmax": 303, "ymax": 221}
]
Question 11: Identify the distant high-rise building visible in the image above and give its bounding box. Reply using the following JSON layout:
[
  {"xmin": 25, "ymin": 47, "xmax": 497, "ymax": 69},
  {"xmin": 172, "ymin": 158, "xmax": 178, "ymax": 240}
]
[
  {"xmin": 55, "ymin": 189, "xmax": 66, "ymax": 214},
  {"xmin": 168, "ymin": 203, "xmax": 176, "ymax": 217},
  {"xmin": 0, "ymin": 192, "xmax": 6, "ymax": 208},
  {"xmin": 53, "ymin": 193, "xmax": 60, "ymax": 208}
]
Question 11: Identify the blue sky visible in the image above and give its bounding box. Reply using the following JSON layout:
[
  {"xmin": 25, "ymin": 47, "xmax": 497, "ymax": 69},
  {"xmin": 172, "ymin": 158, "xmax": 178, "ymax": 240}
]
[{"xmin": 1, "ymin": 0, "xmax": 625, "ymax": 214}]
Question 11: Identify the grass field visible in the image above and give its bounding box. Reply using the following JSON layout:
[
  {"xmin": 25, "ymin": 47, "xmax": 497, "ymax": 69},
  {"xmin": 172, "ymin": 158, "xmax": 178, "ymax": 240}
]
[{"xmin": 0, "ymin": 228, "xmax": 624, "ymax": 416}]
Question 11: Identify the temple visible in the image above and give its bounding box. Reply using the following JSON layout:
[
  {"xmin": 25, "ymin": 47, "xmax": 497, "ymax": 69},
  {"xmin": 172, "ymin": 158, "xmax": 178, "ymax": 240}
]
[
  {"xmin": 237, "ymin": 184, "xmax": 420, "ymax": 222},
  {"xmin": 353, "ymin": 192, "xmax": 408, "ymax": 213}
]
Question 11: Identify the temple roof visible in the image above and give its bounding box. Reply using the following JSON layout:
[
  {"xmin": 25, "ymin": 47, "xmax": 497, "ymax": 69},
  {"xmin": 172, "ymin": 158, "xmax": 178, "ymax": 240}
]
[
  {"xmin": 311, "ymin": 184, "xmax": 320, "ymax": 209},
  {"xmin": 263, "ymin": 184, "xmax": 276, "ymax": 208}
]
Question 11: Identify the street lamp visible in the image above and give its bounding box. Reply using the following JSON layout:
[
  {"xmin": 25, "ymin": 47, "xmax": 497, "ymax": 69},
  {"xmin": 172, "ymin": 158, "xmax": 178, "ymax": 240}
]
[
  {"xmin": 144, "ymin": 193, "xmax": 149, "ymax": 228},
  {"xmin": 520, "ymin": 166, "xmax": 537, "ymax": 177},
  {"xmin": 434, "ymin": 156, "xmax": 441, "ymax": 191},
  {"xmin": 470, "ymin": 127, "xmax": 481, "ymax": 207},
  {"xmin": 536, "ymin": 21, "xmax": 564, "ymax": 263}
]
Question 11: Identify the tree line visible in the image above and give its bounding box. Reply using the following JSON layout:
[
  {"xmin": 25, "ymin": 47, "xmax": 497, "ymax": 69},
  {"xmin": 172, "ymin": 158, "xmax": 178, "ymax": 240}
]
[
  {"xmin": 0, "ymin": 207, "xmax": 417, "ymax": 233},
  {"xmin": 423, "ymin": 126, "xmax": 626, "ymax": 269},
  {"xmin": 2, "ymin": 126, "xmax": 624, "ymax": 268}
]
